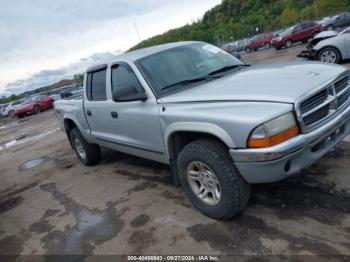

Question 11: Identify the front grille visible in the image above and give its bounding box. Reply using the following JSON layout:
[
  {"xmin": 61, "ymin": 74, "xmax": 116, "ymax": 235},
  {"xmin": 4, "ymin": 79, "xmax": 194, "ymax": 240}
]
[
  {"xmin": 299, "ymin": 89, "xmax": 328, "ymax": 114},
  {"xmin": 303, "ymin": 104, "xmax": 330, "ymax": 126},
  {"xmin": 296, "ymin": 73, "xmax": 350, "ymax": 131},
  {"xmin": 338, "ymin": 88, "xmax": 350, "ymax": 107},
  {"xmin": 334, "ymin": 76, "xmax": 349, "ymax": 94}
]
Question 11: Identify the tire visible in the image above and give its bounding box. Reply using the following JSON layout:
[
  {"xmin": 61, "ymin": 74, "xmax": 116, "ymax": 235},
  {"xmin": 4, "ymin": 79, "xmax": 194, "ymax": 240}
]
[
  {"xmin": 302, "ymin": 39, "xmax": 307, "ymax": 43},
  {"xmin": 177, "ymin": 139, "xmax": 251, "ymax": 220},
  {"xmin": 264, "ymin": 42, "xmax": 271, "ymax": 49},
  {"xmin": 17, "ymin": 114, "xmax": 24, "ymax": 119},
  {"xmin": 245, "ymin": 48, "xmax": 251, "ymax": 53},
  {"xmin": 69, "ymin": 127, "xmax": 101, "ymax": 166},
  {"xmin": 34, "ymin": 105, "xmax": 40, "ymax": 114},
  {"xmin": 285, "ymin": 40, "xmax": 292, "ymax": 48},
  {"xmin": 275, "ymin": 46, "xmax": 281, "ymax": 50},
  {"xmin": 317, "ymin": 47, "xmax": 341, "ymax": 64}
]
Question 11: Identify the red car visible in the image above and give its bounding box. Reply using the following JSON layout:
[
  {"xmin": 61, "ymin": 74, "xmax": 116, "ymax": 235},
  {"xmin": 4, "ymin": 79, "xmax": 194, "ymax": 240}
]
[
  {"xmin": 245, "ymin": 32, "xmax": 275, "ymax": 53},
  {"xmin": 271, "ymin": 21, "xmax": 322, "ymax": 50},
  {"xmin": 15, "ymin": 95, "xmax": 54, "ymax": 118}
]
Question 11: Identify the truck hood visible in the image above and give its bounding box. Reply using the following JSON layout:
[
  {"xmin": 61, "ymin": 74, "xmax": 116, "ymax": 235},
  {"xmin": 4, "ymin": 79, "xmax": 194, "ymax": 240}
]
[{"xmin": 158, "ymin": 62, "xmax": 347, "ymax": 104}]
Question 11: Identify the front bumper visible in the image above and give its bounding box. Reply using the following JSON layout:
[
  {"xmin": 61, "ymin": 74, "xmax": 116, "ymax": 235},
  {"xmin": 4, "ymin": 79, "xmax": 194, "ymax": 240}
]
[
  {"xmin": 230, "ymin": 102, "xmax": 350, "ymax": 183},
  {"xmin": 297, "ymin": 49, "xmax": 317, "ymax": 60}
]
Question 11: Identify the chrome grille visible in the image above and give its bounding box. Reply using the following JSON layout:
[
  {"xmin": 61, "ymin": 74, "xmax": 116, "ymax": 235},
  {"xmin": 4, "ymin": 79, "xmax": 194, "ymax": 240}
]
[{"xmin": 296, "ymin": 73, "xmax": 350, "ymax": 132}]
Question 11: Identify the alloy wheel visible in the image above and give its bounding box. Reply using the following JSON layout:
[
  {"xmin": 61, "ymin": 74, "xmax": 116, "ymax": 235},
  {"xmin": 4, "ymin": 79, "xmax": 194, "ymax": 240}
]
[{"xmin": 186, "ymin": 161, "xmax": 221, "ymax": 206}]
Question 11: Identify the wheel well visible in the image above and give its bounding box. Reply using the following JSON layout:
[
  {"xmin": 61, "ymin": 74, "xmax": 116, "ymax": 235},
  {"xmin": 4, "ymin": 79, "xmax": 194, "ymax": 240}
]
[
  {"xmin": 317, "ymin": 46, "xmax": 342, "ymax": 60},
  {"xmin": 168, "ymin": 131, "xmax": 228, "ymax": 162},
  {"xmin": 64, "ymin": 119, "xmax": 77, "ymax": 145}
]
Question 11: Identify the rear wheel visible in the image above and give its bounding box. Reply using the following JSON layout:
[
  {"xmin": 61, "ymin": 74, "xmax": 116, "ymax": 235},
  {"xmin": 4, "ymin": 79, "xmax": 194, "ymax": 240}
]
[
  {"xmin": 317, "ymin": 47, "xmax": 341, "ymax": 64},
  {"xmin": 177, "ymin": 139, "xmax": 251, "ymax": 220},
  {"xmin": 69, "ymin": 127, "xmax": 101, "ymax": 166}
]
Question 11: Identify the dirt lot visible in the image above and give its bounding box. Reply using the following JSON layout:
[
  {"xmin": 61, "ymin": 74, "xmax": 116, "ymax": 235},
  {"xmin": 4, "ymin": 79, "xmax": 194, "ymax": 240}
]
[{"xmin": 1, "ymin": 44, "xmax": 350, "ymax": 259}]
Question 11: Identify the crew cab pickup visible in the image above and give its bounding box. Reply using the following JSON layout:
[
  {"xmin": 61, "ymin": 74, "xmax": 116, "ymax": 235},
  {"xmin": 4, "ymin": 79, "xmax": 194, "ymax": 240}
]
[{"xmin": 55, "ymin": 41, "xmax": 350, "ymax": 220}]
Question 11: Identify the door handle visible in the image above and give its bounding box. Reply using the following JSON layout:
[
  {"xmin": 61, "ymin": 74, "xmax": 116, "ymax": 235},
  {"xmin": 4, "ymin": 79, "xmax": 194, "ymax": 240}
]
[
  {"xmin": 86, "ymin": 110, "xmax": 92, "ymax": 116},
  {"xmin": 111, "ymin": 111, "xmax": 118, "ymax": 118}
]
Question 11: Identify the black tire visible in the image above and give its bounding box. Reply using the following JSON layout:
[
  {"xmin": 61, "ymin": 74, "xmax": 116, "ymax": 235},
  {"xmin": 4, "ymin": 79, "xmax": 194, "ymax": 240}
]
[
  {"xmin": 17, "ymin": 114, "xmax": 24, "ymax": 119},
  {"xmin": 264, "ymin": 42, "xmax": 271, "ymax": 49},
  {"xmin": 275, "ymin": 46, "xmax": 281, "ymax": 50},
  {"xmin": 177, "ymin": 139, "xmax": 251, "ymax": 220},
  {"xmin": 69, "ymin": 127, "xmax": 101, "ymax": 166},
  {"xmin": 317, "ymin": 47, "xmax": 341, "ymax": 64},
  {"xmin": 302, "ymin": 39, "xmax": 308, "ymax": 43},
  {"xmin": 245, "ymin": 48, "xmax": 250, "ymax": 53}
]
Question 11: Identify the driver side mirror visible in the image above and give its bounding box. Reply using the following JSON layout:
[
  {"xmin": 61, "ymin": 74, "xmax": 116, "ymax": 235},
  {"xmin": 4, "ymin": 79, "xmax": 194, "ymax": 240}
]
[{"xmin": 113, "ymin": 85, "xmax": 147, "ymax": 102}]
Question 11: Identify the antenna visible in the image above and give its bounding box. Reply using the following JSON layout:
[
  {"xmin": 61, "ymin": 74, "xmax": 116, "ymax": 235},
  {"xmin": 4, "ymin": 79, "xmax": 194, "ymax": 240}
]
[{"xmin": 133, "ymin": 21, "xmax": 143, "ymax": 47}]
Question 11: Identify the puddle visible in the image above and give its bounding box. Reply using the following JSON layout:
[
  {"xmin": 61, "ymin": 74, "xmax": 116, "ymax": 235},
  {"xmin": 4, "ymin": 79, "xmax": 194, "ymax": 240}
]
[
  {"xmin": 39, "ymin": 183, "xmax": 125, "ymax": 255},
  {"xmin": 20, "ymin": 158, "xmax": 47, "ymax": 170},
  {"xmin": 0, "ymin": 129, "xmax": 59, "ymax": 152}
]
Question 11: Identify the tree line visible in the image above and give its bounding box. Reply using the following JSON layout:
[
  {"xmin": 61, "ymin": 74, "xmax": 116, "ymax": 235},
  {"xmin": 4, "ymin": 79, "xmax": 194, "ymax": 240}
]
[{"xmin": 129, "ymin": 0, "xmax": 350, "ymax": 51}]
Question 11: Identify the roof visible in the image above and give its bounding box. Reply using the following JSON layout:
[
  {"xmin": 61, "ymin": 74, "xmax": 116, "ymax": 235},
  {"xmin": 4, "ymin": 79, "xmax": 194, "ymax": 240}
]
[{"xmin": 86, "ymin": 41, "xmax": 201, "ymax": 72}]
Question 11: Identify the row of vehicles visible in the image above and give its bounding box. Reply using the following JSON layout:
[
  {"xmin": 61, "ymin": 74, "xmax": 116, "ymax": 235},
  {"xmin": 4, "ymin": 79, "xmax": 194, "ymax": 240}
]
[
  {"xmin": 242, "ymin": 11, "xmax": 350, "ymax": 53},
  {"xmin": 0, "ymin": 85, "xmax": 83, "ymax": 118}
]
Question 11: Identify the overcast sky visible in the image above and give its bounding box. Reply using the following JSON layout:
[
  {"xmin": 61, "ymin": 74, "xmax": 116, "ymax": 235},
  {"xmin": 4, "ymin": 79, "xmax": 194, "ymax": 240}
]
[{"xmin": 0, "ymin": 0, "xmax": 220, "ymax": 96}]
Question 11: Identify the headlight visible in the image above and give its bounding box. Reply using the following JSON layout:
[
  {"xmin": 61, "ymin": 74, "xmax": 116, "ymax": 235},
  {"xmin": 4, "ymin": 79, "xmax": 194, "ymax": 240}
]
[
  {"xmin": 277, "ymin": 37, "xmax": 282, "ymax": 41},
  {"xmin": 247, "ymin": 112, "xmax": 299, "ymax": 148}
]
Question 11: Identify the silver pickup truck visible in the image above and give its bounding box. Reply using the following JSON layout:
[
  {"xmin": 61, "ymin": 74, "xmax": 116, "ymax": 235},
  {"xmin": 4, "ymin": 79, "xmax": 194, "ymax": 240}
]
[{"xmin": 55, "ymin": 41, "xmax": 350, "ymax": 220}]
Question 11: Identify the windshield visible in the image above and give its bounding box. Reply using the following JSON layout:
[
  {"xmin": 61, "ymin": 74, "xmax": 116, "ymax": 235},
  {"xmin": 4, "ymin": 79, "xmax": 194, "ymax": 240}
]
[
  {"xmin": 280, "ymin": 27, "xmax": 293, "ymax": 36},
  {"xmin": 136, "ymin": 43, "xmax": 242, "ymax": 96}
]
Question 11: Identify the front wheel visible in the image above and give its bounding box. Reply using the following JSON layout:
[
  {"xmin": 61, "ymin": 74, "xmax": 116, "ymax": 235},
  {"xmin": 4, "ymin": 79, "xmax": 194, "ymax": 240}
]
[
  {"xmin": 70, "ymin": 127, "xmax": 101, "ymax": 166},
  {"xmin": 285, "ymin": 40, "xmax": 292, "ymax": 48},
  {"xmin": 177, "ymin": 139, "xmax": 251, "ymax": 220},
  {"xmin": 318, "ymin": 47, "xmax": 341, "ymax": 64}
]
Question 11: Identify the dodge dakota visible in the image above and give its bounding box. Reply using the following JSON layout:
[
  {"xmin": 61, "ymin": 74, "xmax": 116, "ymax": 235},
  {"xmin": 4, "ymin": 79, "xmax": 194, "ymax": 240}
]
[{"xmin": 55, "ymin": 41, "xmax": 350, "ymax": 219}]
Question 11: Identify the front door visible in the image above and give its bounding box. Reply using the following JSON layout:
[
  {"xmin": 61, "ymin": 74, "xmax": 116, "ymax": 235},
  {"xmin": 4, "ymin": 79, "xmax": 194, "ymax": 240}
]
[{"xmin": 101, "ymin": 62, "xmax": 166, "ymax": 162}]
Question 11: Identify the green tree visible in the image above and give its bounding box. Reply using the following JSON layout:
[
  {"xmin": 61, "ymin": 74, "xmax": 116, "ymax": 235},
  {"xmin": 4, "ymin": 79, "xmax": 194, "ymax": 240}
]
[{"xmin": 279, "ymin": 8, "xmax": 300, "ymax": 26}]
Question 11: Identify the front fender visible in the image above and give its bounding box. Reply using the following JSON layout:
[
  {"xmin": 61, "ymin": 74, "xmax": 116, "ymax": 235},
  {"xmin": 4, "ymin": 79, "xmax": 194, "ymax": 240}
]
[{"xmin": 164, "ymin": 122, "xmax": 235, "ymax": 157}]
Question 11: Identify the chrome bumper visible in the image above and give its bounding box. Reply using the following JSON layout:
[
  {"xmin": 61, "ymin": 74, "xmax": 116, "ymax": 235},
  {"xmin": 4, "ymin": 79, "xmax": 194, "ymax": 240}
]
[{"xmin": 230, "ymin": 102, "xmax": 350, "ymax": 183}]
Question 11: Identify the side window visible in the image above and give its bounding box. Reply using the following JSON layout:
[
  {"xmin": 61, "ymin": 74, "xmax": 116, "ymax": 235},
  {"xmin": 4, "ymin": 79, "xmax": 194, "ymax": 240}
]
[
  {"xmin": 86, "ymin": 73, "xmax": 92, "ymax": 100},
  {"xmin": 91, "ymin": 70, "xmax": 107, "ymax": 101},
  {"xmin": 111, "ymin": 64, "xmax": 144, "ymax": 101},
  {"xmin": 294, "ymin": 25, "xmax": 302, "ymax": 32}
]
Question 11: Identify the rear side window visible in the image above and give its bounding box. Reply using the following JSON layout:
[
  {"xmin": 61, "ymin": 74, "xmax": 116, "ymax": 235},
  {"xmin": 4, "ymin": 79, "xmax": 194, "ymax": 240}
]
[{"xmin": 89, "ymin": 70, "xmax": 107, "ymax": 101}]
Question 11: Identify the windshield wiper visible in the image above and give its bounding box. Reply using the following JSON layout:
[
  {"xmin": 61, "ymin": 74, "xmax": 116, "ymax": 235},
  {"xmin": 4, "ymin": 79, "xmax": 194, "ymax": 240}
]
[
  {"xmin": 208, "ymin": 64, "xmax": 250, "ymax": 76},
  {"xmin": 162, "ymin": 76, "xmax": 219, "ymax": 91}
]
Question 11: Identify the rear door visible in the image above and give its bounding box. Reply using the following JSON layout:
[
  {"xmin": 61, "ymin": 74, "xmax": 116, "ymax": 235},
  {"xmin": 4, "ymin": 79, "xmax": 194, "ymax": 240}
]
[{"xmin": 84, "ymin": 66, "xmax": 110, "ymax": 139}]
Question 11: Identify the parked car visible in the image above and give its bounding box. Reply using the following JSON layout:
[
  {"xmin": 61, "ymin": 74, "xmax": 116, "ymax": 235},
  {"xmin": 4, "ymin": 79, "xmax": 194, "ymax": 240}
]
[
  {"xmin": 245, "ymin": 32, "xmax": 275, "ymax": 52},
  {"xmin": 55, "ymin": 41, "xmax": 350, "ymax": 220},
  {"xmin": 298, "ymin": 27, "xmax": 350, "ymax": 64},
  {"xmin": 320, "ymin": 12, "xmax": 350, "ymax": 31},
  {"xmin": 2, "ymin": 100, "xmax": 24, "ymax": 117},
  {"xmin": 271, "ymin": 21, "xmax": 322, "ymax": 50},
  {"xmin": 15, "ymin": 95, "xmax": 54, "ymax": 118}
]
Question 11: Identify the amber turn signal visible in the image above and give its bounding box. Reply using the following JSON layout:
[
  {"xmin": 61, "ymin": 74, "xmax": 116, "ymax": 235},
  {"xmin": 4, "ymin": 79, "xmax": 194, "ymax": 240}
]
[{"xmin": 248, "ymin": 125, "xmax": 299, "ymax": 148}]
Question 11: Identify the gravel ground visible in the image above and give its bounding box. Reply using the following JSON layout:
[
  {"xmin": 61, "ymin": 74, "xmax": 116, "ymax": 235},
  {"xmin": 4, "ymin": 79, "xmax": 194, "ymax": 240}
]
[{"xmin": 0, "ymin": 44, "xmax": 350, "ymax": 260}]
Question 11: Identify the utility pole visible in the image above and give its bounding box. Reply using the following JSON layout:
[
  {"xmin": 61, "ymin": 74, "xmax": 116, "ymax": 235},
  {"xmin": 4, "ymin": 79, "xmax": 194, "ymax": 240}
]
[{"xmin": 315, "ymin": 4, "xmax": 318, "ymax": 19}]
